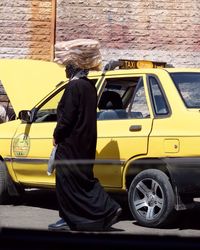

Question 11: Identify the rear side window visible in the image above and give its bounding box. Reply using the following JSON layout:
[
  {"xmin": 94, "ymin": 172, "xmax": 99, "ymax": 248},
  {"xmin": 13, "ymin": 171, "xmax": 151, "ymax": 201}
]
[
  {"xmin": 149, "ymin": 76, "xmax": 169, "ymax": 116},
  {"xmin": 170, "ymin": 73, "xmax": 200, "ymax": 108}
]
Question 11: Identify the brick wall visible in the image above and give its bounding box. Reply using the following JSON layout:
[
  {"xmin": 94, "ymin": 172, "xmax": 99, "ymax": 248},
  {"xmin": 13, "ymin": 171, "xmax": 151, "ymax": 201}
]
[
  {"xmin": 0, "ymin": 0, "xmax": 199, "ymax": 67},
  {"xmin": 56, "ymin": 0, "xmax": 200, "ymax": 67},
  {"xmin": 0, "ymin": 0, "xmax": 53, "ymax": 60}
]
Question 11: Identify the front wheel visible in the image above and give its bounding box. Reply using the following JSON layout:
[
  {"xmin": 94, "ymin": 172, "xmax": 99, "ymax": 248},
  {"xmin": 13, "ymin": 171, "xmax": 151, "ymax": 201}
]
[
  {"xmin": 128, "ymin": 169, "xmax": 175, "ymax": 228},
  {"xmin": 0, "ymin": 161, "xmax": 23, "ymax": 204},
  {"xmin": 0, "ymin": 161, "xmax": 10, "ymax": 204}
]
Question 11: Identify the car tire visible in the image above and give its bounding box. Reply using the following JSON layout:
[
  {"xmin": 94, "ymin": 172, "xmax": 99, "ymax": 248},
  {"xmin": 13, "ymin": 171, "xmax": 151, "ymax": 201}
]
[
  {"xmin": 0, "ymin": 161, "xmax": 23, "ymax": 204},
  {"xmin": 0, "ymin": 161, "xmax": 10, "ymax": 204},
  {"xmin": 128, "ymin": 169, "xmax": 175, "ymax": 228}
]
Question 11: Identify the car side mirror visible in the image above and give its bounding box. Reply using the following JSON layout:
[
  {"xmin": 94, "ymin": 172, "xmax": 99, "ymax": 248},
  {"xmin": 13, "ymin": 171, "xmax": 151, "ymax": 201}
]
[{"xmin": 18, "ymin": 110, "xmax": 34, "ymax": 123}]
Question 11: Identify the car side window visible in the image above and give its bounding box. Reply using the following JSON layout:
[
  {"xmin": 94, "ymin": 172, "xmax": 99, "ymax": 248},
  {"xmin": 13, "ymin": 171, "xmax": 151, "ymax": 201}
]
[
  {"xmin": 149, "ymin": 76, "xmax": 169, "ymax": 115},
  {"xmin": 128, "ymin": 78, "xmax": 150, "ymax": 118},
  {"xmin": 34, "ymin": 89, "xmax": 65, "ymax": 123},
  {"xmin": 34, "ymin": 78, "xmax": 99, "ymax": 123},
  {"xmin": 97, "ymin": 76, "xmax": 150, "ymax": 120}
]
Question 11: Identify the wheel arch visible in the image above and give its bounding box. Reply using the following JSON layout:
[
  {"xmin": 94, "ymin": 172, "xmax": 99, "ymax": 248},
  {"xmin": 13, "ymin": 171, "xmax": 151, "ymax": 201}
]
[
  {"xmin": 124, "ymin": 157, "xmax": 172, "ymax": 190},
  {"xmin": 124, "ymin": 157, "xmax": 195, "ymax": 211}
]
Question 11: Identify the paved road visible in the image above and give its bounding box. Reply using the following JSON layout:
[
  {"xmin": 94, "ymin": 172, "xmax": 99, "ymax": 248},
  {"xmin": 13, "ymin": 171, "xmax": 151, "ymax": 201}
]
[{"xmin": 1, "ymin": 189, "xmax": 200, "ymax": 238}]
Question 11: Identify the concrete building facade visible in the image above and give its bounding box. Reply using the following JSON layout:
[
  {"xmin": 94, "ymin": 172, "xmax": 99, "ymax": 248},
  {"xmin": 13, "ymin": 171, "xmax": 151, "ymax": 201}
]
[{"xmin": 0, "ymin": 0, "xmax": 200, "ymax": 67}]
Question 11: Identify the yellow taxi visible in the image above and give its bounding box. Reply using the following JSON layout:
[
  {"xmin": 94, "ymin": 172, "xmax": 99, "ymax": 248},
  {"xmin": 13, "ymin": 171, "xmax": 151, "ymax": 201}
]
[{"xmin": 1, "ymin": 58, "xmax": 200, "ymax": 228}]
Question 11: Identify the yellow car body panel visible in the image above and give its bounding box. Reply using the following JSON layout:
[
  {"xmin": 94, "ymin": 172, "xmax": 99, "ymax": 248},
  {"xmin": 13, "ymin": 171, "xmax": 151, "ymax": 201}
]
[
  {"xmin": 11, "ymin": 122, "xmax": 55, "ymax": 187},
  {"xmin": 0, "ymin": 59, "xmax": 66, "ymax": 114}
]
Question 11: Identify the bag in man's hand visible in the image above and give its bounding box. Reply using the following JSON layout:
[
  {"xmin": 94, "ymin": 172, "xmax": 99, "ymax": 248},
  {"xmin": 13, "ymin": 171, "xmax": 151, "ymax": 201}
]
[{"xmin": 47, "ymin": 145, "xmax": 57, "ymax": 176}]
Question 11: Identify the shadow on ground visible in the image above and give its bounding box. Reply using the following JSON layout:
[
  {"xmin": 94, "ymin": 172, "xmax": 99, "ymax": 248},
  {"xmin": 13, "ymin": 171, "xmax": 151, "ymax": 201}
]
[
  {"xmin": 18, "ymin": 189, "xmax": 59, "ymax": 210},
  {"xmin": 175, "ymin": 202, "xmax": 200, "ymax": 230},
  {"xmin": 15, "ymin": 189, "xmax": 200, "ymax": 230},
  {"xmin": 131, "ymin": 201, "xmax": 200, "ymax": 230},
  {"xmin": 16, "ymin": 189, "xmax": 132, "ymax": 221}
]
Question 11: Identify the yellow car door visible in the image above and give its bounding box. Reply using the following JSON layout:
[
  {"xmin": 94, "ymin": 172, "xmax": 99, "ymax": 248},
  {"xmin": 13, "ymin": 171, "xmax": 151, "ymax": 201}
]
[
  {"xmin": 11, "ymin": 76, "xmax": 100, "ymax": 188},
  {"xmin": 11, "ymin": 88, "xmax": 65, "ymax": 187},
  {"xmin": 95, "ymin": 74, "xmax": 153, "ymax": 188}
]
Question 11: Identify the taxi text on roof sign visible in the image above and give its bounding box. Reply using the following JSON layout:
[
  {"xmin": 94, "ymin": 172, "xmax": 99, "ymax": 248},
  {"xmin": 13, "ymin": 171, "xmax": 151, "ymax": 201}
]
[{"xmin": 119, "ymin": 59, "xmax": 166, "ymax": 69}]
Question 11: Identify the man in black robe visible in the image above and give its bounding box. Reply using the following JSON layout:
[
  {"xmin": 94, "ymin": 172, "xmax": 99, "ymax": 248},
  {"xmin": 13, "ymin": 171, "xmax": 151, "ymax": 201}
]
[{"xmin": 48, "ymin": 58, "xmax": 122, "ymax": 231}]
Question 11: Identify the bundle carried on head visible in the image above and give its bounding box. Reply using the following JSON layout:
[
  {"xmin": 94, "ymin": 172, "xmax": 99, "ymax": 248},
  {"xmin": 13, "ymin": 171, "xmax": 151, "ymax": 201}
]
[{"xmin": 54, "ymin": 39, "xmax": 102, "ymax": 71}]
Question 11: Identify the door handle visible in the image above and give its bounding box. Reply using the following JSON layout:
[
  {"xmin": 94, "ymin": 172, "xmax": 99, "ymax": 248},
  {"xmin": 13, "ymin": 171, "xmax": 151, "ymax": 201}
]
[{"xmin": 129, "ymin": 125, "xmax": 142, "ymax": 132}]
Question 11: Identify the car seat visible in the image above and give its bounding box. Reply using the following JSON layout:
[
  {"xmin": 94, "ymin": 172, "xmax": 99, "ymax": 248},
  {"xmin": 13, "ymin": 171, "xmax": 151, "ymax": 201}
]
[
  {"xmin": 98, "ymin": 91, "xmax": 123, "ymax": 109},
  {"xmin": 98, "ymin": 91, "xmax": 126, "ymax": 120}
]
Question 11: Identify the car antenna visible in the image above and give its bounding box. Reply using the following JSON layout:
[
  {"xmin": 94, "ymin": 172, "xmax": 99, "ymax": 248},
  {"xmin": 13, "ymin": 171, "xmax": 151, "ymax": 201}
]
[{"xmin": 103, "ymin": 60, "xmax": 122, "ymax": 73}]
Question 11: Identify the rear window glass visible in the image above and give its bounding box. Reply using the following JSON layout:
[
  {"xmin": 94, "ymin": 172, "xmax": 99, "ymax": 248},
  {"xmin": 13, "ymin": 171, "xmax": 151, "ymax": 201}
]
[{"xmin": 170, "ymin": 73, "xmax": 200, "ymax": 108}]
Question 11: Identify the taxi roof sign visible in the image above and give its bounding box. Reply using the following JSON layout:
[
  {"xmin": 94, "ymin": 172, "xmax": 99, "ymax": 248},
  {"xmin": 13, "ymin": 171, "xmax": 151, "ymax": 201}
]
[
  {"xmin": 119, "ymin": 59, "xmax": 166, "ymax": 69},
  {"xmin": 103, "ymin": 59, "xmax": 168, "ymax": 72}
]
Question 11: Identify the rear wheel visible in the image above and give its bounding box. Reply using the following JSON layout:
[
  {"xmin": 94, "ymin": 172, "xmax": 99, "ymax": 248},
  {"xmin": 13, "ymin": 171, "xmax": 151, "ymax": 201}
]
[{"xmin": 128, "ymin": 169, "xmax": 175, "ymax": 228}]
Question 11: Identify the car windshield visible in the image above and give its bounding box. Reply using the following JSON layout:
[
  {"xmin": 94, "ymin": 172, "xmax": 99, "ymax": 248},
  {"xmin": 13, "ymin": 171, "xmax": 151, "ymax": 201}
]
[{"xmin": 170, "ymin": 73, "xmax": 200, "ymax": 108}]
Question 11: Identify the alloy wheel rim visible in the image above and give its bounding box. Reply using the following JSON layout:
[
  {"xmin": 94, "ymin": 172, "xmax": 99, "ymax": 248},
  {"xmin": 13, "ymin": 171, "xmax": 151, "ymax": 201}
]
[{"xmin": 133, "ymin": 178, "xmax": 164, "ymax": 220}]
